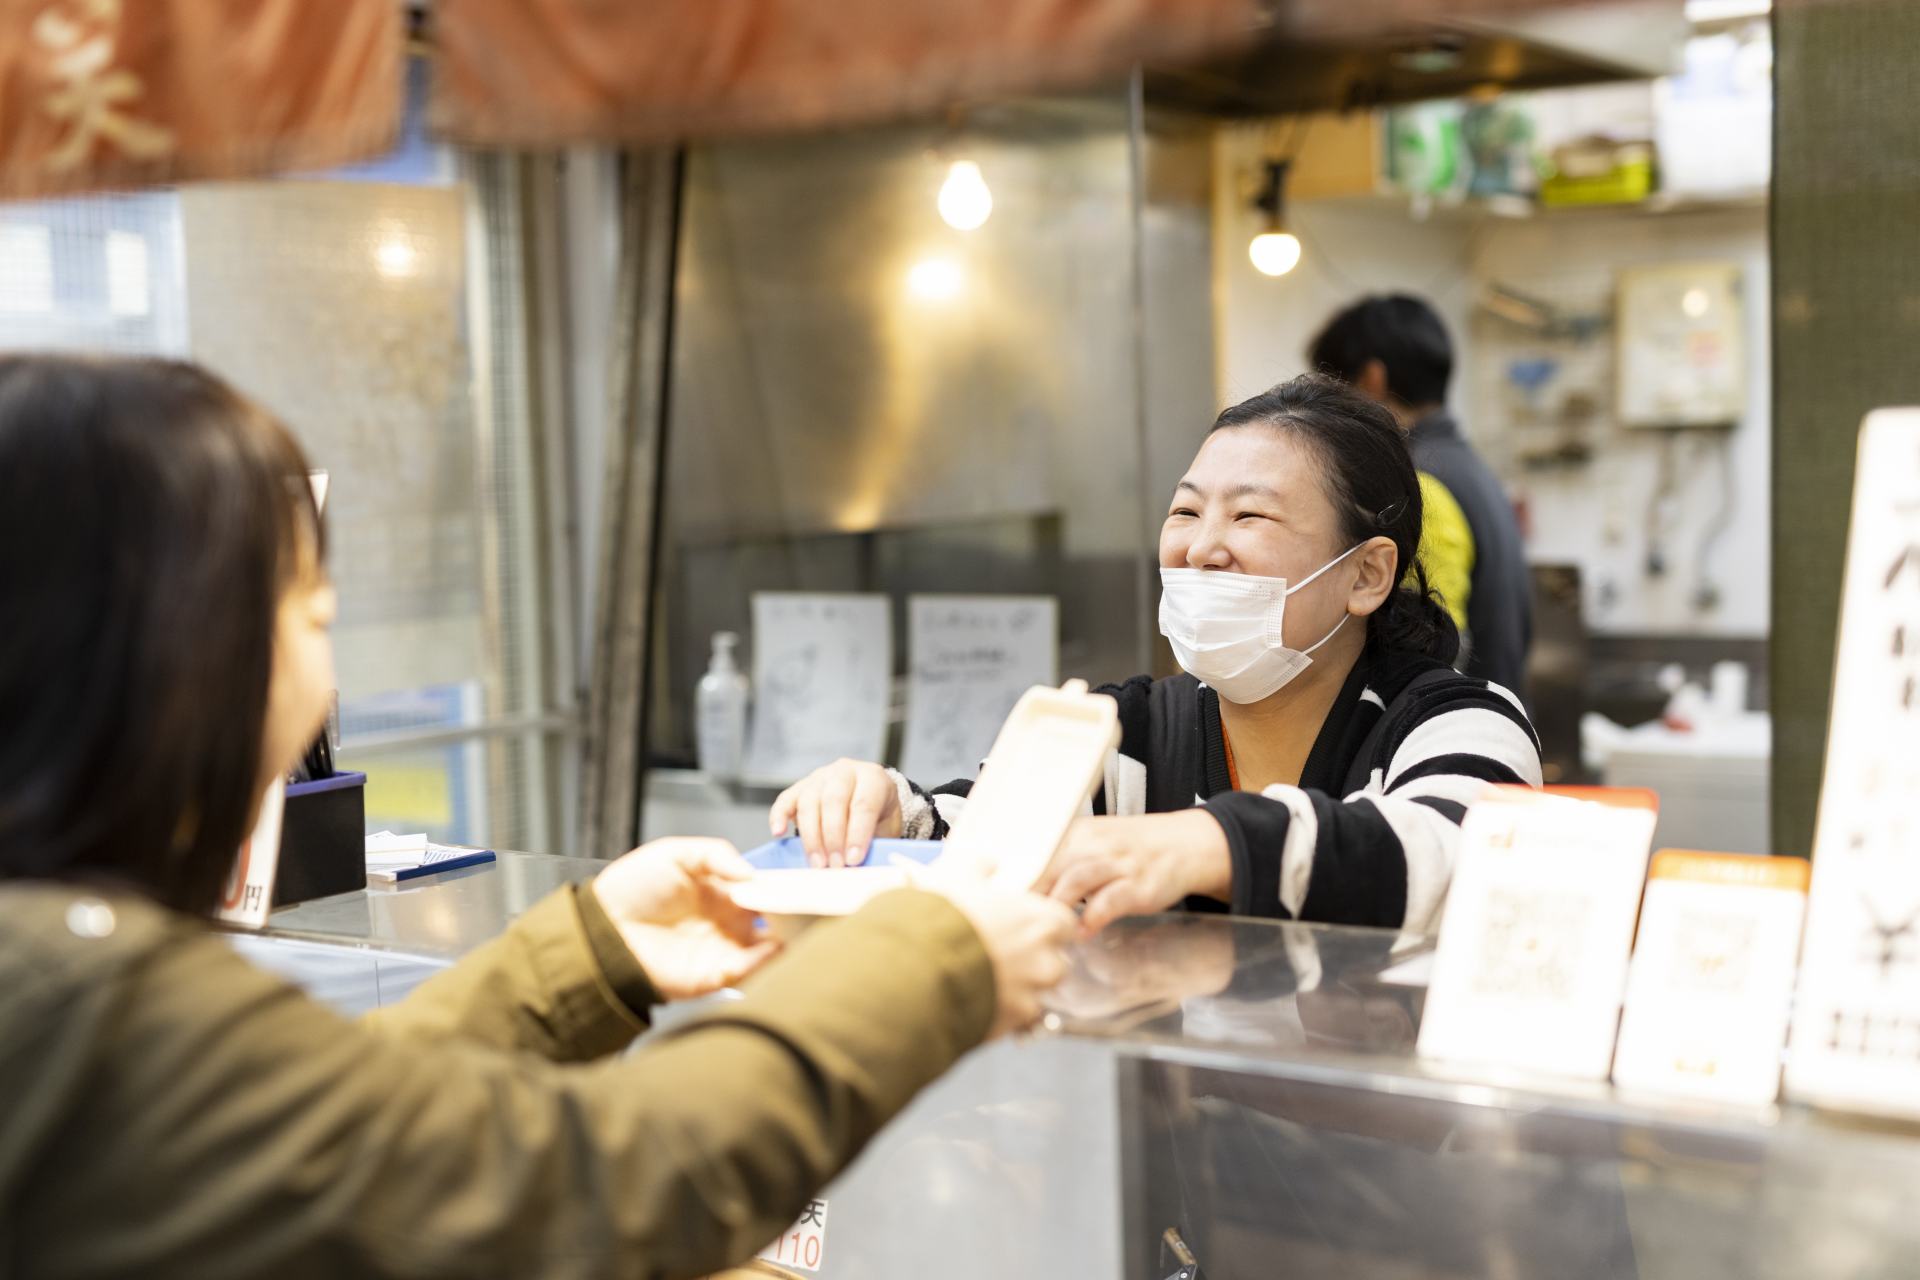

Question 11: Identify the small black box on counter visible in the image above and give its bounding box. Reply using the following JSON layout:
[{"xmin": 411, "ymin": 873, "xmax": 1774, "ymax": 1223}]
[{"xmin": 275, "ymin": 770, "xmax": 367, "ymax": 908}]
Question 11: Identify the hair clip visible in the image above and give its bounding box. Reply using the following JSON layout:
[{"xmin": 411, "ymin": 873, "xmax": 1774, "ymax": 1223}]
[{"xmin": 1374, "ymin": 500, "xmax": 1407, "ymax": 526}]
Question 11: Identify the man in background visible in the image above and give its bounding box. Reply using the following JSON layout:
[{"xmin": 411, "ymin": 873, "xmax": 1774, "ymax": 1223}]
[{"xmin": 1309, "ymin": 294, "xmax": 1533, "ymax": 699}]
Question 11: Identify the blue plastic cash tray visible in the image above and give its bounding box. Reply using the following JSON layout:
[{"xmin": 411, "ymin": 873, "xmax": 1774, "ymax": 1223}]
[{"xmin": 742, "ymin": 835, "xmax": 944, "ymax": 871}]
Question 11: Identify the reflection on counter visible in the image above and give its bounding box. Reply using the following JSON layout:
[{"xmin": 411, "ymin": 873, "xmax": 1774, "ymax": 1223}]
[
  {"xmin": 230, "ymin": 857, "xmax": 1920, "ymax": 1279},
  {"xmin": 1098, "ymin": 915, "xmax": 1920, "ymax": 1280},
  {"xmin": 1045, "ymin": 912, "xmax": 1427, "ymax": 1058}
]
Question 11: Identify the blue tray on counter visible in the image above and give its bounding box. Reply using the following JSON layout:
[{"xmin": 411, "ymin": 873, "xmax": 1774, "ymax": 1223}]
[{"xmin": 742, "ymin": 835, "xmax": 944, "ymax": 871}]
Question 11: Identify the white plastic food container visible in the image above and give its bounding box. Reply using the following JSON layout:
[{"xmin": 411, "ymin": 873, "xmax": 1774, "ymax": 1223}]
[{"xmin": 729, "ymin": 679, "xmax": 1120, "ymax": 930}]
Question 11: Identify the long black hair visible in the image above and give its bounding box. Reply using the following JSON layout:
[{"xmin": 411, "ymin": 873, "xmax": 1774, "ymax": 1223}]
[
  {"xmin": 0, "ymin": 356, "xmax": 324, "ymax": 914},
  {"xmin": 1210, "ymin": 373, "xmax": 1459, "ymax": 666}
]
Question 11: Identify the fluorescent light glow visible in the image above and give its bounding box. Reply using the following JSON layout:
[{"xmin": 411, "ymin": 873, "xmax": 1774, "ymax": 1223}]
[
  {"xmin": 0, "ymin": 224, "xmax": 54, "ymax": 313},
  {"xmin": 906, "ymin": 255, "xmax": 965, "ymax": 301},
  {"xmin": 1682, "ymin": 287, "xmax": 1712, "ymax": 318},
  {"xmin": 1685, "ymin": 0, "xmax": 1769, "ymax": 22},
  {"xmin": 106, "ymin": 230, "xmax": 150, "ymax": 316},
  {"xmin": 374, "ymin": 228, "xmax": 419, "ymax": 279}
]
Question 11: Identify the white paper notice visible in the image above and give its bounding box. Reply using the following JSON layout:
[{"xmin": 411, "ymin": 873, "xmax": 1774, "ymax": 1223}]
[
  {"xmin": 742, "ymin": 593, "xmax": 891, "ymax": 787},
  {"xmin": 758, "ymin": 1197, "xmax": 828, "ymax": 1273},
  {"xmin": 216, "ymin": 777, "xmax": 285, "ymax": 929},
  {"xmin": 1417, "ymin": 788, "xmax": 1658, "ymax": 1080},
  {"xmin": 1613, "ymin": 851, "xmax": 1809, "ymax": 1106},
  {"xmin": 1787, "ymin": 409, "xmax": 1920, "ymax": 1120},
  {"xmin": 899, "ymin": 594, "xmax": 1059, "ymax": 785}
]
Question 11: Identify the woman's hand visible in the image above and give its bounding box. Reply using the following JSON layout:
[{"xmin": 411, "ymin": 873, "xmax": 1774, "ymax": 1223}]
[
  {"xmin": 911, "ymin": 871, "xmax": 1079, "ymax": 1039},
  {"xmin": 768, "ymin": 759, "xmax": 901, "ymax": 867},
  {"xmin": 591, "ymin": 838, "xmax": 780, "ymax": 1002},
  {"xmin": 1037, "ymin": 811, "xmax": 1234, "ymax": 935}
]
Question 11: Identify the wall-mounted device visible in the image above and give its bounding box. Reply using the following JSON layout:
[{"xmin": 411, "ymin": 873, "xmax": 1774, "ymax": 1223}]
[{"xmin": 1616, "ymin": 262, "xmax": 1747, "ymax": 429}]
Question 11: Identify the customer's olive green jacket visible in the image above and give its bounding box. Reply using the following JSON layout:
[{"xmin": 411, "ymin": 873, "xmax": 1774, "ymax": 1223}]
[{"xmin": 0, "ymin": 881, "xmax": 995, "ymax": 1279}]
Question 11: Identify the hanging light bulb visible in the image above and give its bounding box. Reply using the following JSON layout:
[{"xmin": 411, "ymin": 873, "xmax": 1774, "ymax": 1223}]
[
  {"xmin": 938, "ymin": 159, "xmax": 993, "ymax": 231},
  {"xmin": 1249, "ymin": 231, "xmax": 1303, "ymax": 277},
  {"xmin": 1247, "ymin": 159, "xmax": 1301, "ymax": 278}
]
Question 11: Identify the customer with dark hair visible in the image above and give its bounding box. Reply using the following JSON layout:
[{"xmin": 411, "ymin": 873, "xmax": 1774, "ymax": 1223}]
[
  {"xmin": 772, "ymin": 374, "xmax": 1542, "ymax": 935},
  {"xmin": 1310, "ymin": 293, "xmax": 1534, "ymax": 699},
  {"xmin": 0, "ymin": 355, "xmax": 1075, "ymax": 1277}
]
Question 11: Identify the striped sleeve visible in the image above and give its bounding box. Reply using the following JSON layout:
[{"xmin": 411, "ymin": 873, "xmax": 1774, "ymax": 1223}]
[
  {"xmin": 891, "ymin": 771, "xmax": 969, "ymax": 841},
  {"xmin": 1202, "ymin": 677, "xmax": 1540, "ymax": 932}
]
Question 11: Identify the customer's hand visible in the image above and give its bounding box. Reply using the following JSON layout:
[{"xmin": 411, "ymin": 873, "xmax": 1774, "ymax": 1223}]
[
  {"xmin": 911, "ymin": 871, "xmax": 1078, "ymax": 1039},
  {"xmin": 1037, "ymin": 812, "xmax": 1233, "ymax": 935},
  {"xmin": 768, "ymin": 758, "xmax": 901, "ymax": 867},
  {"xmin": 592, "ymin": 838, "xmax": 779, "ymax": 1001}
]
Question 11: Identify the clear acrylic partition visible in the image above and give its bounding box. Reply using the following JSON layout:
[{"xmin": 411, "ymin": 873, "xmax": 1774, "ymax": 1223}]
[
  {"xmin": 647, "ymin": 91, "xmax": 1215, "ymax": 775},
  {"xmin": 0, "ymin": 67, "xmax": 574, "ymax": 861}
]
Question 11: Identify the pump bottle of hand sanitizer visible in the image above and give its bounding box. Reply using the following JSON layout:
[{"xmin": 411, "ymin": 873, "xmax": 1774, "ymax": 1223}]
[{"xmin": 695, "ymin": 631, "xmax": 750, "ymax": 784}]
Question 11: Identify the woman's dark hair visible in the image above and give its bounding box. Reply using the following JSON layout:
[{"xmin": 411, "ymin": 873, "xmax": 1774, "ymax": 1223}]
[
  {"xmin": 1307, "ymin": 293, "xmax": 1454, "ymax": 409},
  {"xmin": 1211, "ymin": 373, "xmax": 1459, "ymax": 666},
  {"xmin": 0, "ymin": 356, "xmax": 324, "ymax": 914}
]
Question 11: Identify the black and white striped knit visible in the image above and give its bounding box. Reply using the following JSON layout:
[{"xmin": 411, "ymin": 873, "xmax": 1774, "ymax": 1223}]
[{"xmin": 887, "ymin": 649, "xmax": 1541, "ymax": 934}]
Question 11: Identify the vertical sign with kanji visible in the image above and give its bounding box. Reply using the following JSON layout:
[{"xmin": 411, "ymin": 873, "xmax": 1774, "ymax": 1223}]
[
  {"xmin": 1788, "ymin": 409, "xmax": 1920, "ymax": 1118},
  {"xmin": 32, "ymin": 0, "xmax": 177, "ymax": 176},
  {"xmin": 757, "ymin": 1197, "xmax": 828, "ymax": 1273}
]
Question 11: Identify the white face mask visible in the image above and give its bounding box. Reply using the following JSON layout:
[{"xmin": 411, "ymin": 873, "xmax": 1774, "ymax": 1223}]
[{"xmin": 1157, "ymin": 545, "xmax": 1363, "ymax": 704}]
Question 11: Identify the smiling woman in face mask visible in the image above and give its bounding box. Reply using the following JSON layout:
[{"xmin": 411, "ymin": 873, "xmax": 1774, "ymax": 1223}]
[{"xmin": 773, "ymin": 374, "xmax": 1542, "ymax": 934}]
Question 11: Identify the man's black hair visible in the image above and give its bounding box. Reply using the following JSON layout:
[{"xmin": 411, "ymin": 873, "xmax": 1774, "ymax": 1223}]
[{"xmin": 1308, "ymin": 294, "xmax": 1454, "ymax": 408}]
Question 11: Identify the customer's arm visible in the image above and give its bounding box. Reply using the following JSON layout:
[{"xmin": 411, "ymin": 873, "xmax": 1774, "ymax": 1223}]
[
  {"xmin": 363, "ymin": 882, "xmax": 664, "ymax": 1060},
  {"xmin": 367, "ymin": 838, "xmax": 775, "ymax": 1062},
  {"xmin": 53, "ymin": 888, "xmax": 994, "ymax": 1280}
]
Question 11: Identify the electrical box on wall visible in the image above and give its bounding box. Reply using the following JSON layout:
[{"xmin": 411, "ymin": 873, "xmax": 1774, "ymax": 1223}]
[{"xmin": 1615, "ymin": 262, "xmax": 1747, "ymax": 429}]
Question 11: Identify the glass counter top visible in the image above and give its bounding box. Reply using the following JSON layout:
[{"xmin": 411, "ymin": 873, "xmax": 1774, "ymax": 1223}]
[
  {"xmin": 243, "ymin": 852, "xmax": 1920, "ymax": 1144},
  {"xmin": 249, "ymin": 850, "xmax": 608, "ymax": 961},
  {"xmin": 234, "ymin": 853, "xmax": 1920, "ymax": 1277}
]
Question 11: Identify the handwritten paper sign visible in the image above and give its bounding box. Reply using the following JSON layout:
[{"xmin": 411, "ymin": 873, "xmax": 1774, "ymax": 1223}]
[
  {"xmin": 1417, "ymin": 787, "xmax": 1657, "ymax": 1080},
  {"xmin": 1787, "ymin": 409, "xmax": 1920, "ymax": 1119},
  {"xmin": 1614, "ymin": 850, "xmax": 1809, "ymax": 1105},
  {"xmin": 742, "ymin": 593, "xmax": 891, "ymax": 787},
  {"xmin": 899, "ymin": 594, "xmax": 1058, "ymax": 785},
  {"xmin": 216, "ymin": 777, "xmax": 285, "ymax": 929},
  {"xmin": 758, "ymin": 1197, "xmax": 828, "ymax": 1273}
]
